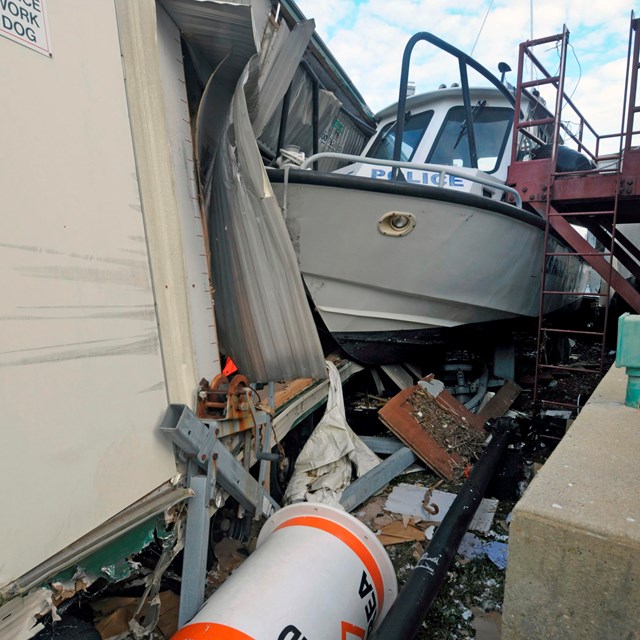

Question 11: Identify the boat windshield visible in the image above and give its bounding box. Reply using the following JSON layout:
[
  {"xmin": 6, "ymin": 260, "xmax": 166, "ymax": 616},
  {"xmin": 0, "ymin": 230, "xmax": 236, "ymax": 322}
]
[
  {"xmin": 366, "ymin": 110, "xmax": 434, "ymax": 161},
  {"xmin": 427, "ymin": 106, "xmax": 513, "ymax": 173}
]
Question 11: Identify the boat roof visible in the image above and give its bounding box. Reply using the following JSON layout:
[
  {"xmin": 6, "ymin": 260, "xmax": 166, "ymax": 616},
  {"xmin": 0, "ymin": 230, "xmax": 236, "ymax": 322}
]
[{"xmin": 375, "ymin": 85, "xmax": 513, "ymax": 121}]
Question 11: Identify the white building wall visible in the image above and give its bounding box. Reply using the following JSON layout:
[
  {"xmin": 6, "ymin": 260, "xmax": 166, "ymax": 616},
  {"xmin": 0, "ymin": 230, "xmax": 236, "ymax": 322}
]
[{"xmin": 0, "ymin": 0, "xmax": 179, "ymax": 586}]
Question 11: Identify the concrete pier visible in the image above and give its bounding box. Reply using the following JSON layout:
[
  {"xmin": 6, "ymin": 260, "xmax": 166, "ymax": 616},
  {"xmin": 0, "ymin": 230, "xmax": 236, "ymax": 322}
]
[{"xmin": 502, "ymin": 365, "xmax": 640, "ymax": 639}]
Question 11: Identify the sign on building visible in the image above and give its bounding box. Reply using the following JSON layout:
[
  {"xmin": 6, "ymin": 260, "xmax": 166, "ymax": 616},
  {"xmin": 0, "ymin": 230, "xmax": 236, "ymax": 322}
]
[{"xmin": 0, "ymin": 0, "xmax": 51, "ymax": 56}]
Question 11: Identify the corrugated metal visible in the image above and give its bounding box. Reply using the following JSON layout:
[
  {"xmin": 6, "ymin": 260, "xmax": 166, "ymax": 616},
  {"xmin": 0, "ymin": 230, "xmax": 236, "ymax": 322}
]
[
  {"xmin": 187, "ymin": 4, "xmax": 325, "ymax": 381},
  {"xmin": 258, "ymin": 66, "xmax": 370, "ymax": 172},
  {"xmin": 160, "ymin": 0, "xmax": 259, "ymax": 73}
]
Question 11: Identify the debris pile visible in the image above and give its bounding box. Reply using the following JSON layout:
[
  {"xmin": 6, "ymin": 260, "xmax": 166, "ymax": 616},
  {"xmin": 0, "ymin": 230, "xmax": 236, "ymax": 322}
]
[{"xmin": 406, "ymin": 387, "xmax": 487, "ymax": 473}]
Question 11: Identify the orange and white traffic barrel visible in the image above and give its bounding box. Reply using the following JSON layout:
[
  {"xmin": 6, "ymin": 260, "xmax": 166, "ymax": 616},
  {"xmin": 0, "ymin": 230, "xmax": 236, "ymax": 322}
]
[{"xmin": 172, "ymin": 503, "xmax": 398, "ymax": 639}]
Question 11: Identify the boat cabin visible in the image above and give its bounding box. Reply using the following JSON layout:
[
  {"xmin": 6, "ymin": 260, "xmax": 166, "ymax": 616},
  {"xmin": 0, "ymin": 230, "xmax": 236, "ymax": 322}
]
[{"xmin": 338, "ymin": 86, "xmax": 515, "ymax": 197}]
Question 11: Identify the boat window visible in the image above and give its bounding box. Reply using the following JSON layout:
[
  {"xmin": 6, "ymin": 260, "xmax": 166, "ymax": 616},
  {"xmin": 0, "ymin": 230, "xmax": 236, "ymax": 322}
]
[
  {"xmin": 426, "ymin": 106, "xmax": 513, "ymax": 173},
  {"xmin": 366, "ymin": 110, "xmax": 434, "ymax": 161}
]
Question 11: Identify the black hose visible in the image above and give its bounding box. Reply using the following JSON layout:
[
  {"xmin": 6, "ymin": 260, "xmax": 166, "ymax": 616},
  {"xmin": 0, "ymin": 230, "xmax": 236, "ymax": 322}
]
[{"xmin": 370, "ymin": 418, "xmax": 515, "ymax": 640}]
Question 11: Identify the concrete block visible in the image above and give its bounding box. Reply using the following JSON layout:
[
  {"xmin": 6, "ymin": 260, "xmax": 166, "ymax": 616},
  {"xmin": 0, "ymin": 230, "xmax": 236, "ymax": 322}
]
[{"xmin": 502, "ymin": 365, "xmax": 640, "ymax": 639}]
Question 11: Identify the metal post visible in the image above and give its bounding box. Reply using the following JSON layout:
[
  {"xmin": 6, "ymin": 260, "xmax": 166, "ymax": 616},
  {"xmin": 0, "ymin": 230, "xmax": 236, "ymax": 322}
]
[
  {"xmin": 178, "ymin": 470, "xmax": 212, "ymax": 627},
  {"xmin": 276, "ymin": 85, "xmax": 292, "ymax": 157},
  {"xmin": 370, "ymin": 419, "xmax": 514, "ymax": 640},
  {"xmin": 624, "ymin": 13, "xmax": 639, "ymax": 152},
  {"xmin": 550, "ymin": 26, "xmax": 569, "ymax": 172},
  {"xmin": 312, "ymin": 78, "xmax": 319, "ymax": 171}
]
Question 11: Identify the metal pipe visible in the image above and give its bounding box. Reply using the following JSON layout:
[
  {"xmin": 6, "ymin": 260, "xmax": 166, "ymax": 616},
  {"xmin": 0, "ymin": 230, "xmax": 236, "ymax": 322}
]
[
  {"xmin": 392, "ymin": 32, "xmax": 515, "ymax": 180},
  {"xmin": 276, "ymin": 84, "xmax": 292, "ymax": 157},
  {"xmin": 550, "ymin": 26, "xmax": 570, "ymax": 173},
  {"xmin": 369, "ymin": 419, "xmax": 515, "ymax": 640},
  {"xmin": 312, "ymin": 77, "xmax": 319, "ymax": 171}
]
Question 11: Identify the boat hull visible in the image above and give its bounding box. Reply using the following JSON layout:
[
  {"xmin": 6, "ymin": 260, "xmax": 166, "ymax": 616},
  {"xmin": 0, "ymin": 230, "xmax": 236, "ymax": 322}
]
[{"xmin": 270, "ymin": 170, "xmax": 586, "ymax": 363}]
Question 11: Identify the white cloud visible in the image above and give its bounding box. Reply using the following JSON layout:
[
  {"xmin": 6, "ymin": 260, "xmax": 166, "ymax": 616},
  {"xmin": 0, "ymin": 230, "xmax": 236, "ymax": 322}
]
[{"xmin": 295, "ymin": 0, "xmax": 638, "ymax": 138}]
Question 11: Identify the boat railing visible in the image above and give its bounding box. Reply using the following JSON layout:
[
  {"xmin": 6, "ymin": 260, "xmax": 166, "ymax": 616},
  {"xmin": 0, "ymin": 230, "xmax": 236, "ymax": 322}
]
[
  {"xmin": 392, "ymin": 33, "xmax": 515, "ymax": 178},
  {"xmin": 296, "ymin": 152, "xmax": 523, "ymax": 208}
]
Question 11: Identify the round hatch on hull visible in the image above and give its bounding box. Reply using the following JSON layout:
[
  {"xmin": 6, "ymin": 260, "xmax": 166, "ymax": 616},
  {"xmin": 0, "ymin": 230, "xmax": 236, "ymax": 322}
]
[{"xmin": 378, "ymin": 210, "xmax": 417, "ymax": 236}]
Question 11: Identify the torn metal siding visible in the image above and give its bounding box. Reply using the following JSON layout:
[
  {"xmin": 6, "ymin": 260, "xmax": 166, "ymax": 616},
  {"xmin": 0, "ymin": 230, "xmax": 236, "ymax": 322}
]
[
  {"xmin": 258, "ymin": 66, "xmax": 371, "ymax": 172},
  {"xmin": 277, "ymin": 0, "xmax": 374, "ymax": 125},
  {"xmin": 160, "ymin": 0, "xmax": 261, "ymax": 70},
  {"xmin": 199, "ymin": 53, "xmax": 327, "ymax": 380},
  {"xmin": 0, "ymin": 590, "xmax": 54, "ymax": 640},
  {"xmin": 254, "ymin": 1, "xmax": 375, "ymax": 170},
  {"xmin": 178, "ymin": 3, "xmax": 324, "ymax": 381}
]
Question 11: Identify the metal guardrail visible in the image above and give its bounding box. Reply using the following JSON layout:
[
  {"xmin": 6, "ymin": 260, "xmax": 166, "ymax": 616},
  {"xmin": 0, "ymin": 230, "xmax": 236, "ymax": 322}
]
[{"xmin": 296, "ymin": 151, "xmax": 523, "ymax": 208}]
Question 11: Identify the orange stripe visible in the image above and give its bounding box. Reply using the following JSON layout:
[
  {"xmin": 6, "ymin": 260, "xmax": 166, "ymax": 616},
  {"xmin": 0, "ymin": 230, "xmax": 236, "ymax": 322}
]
[
  {"xmin": 274, "ymin": 515, "xmax": 385, "ymax": 610},
  {"xmin": 171, "ymin": 622, "xmax": 255, "ymax": 640}
]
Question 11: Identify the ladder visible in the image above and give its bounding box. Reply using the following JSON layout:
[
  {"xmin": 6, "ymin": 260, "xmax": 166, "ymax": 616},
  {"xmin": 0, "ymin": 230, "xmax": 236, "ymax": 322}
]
[{"xmin": 508, "ymin": 15, "xmax": 640, "ymax": 413}]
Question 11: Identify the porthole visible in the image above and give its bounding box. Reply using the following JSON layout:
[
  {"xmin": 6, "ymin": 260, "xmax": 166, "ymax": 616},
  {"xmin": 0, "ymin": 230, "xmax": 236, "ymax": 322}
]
[{"xmin": 378, "ymin": 211, "xmax": 416, "ymax": 237}]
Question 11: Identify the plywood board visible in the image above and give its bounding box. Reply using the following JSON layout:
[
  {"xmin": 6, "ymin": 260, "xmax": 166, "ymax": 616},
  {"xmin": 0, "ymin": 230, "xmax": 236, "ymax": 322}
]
[{"xmin": 379, "ymin": 386, "xmax": 467, "ymax": 480}]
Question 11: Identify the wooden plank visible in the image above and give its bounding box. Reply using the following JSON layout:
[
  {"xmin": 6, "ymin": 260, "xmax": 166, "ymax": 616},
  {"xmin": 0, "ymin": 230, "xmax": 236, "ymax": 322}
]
[
  {"xmin": 272, "ymin": 378, "xmax": 314, "ymax": 409},
  {"xmin": 477, "ymin": 380, "xmax": 522, "ymax": 422},
  {"xmin": 378, "ymin": 387, "xmax": 466, "ymax": 481}
]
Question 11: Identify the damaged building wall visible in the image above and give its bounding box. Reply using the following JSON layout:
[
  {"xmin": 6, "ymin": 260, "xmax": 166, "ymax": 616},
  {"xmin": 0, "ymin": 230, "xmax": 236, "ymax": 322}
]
[
  {"xmin": 0, "ymin": 0, "xmax": 178, "ymax": 588},
  {"xmin": 194, "ymin": 10, "xmax": 327, "ymax": 381},
  {"xmin": 258, "ymin": 66, "xmax": 372, "ymax": 172}
]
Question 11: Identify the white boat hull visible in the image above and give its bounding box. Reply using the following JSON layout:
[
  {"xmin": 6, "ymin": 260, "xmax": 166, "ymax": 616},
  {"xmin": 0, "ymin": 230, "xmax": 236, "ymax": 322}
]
[{"xmin": 270, "ymin": 171, "xmax": 587, "ymax": 360}]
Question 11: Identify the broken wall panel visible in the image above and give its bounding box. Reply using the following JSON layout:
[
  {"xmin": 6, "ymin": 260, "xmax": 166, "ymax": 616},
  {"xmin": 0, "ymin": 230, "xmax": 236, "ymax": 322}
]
[
  {"xmin": 197, "ymin": 17, "xmax": 326, "ymax": 381},
  {"xmin": 258, "ymin": 66, "xmax": 372, "ymax": 172}
]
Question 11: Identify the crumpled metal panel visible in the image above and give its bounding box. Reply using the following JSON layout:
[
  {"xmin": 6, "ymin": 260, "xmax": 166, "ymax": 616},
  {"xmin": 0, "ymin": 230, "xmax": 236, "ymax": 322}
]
[
  {"xmin": 161, "ymin": 0, "xmax": 257, "ymax": 73},
  {"xmin": 259, "ymin": 66, "xmax": 342, "ymax": 159},
  {"xmin": 195, "ymin": 16, "xmax": 326, "ymax": 381},
  {"xmin": 258, "ymin": 66, "xmax": 370, "ymax": 172}
]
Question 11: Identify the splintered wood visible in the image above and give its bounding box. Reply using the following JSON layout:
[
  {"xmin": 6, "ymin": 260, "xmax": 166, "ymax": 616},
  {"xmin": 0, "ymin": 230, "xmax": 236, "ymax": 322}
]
[{"xmin": 407, "ymin": 387, "xmax": 486, "ymax": 473}]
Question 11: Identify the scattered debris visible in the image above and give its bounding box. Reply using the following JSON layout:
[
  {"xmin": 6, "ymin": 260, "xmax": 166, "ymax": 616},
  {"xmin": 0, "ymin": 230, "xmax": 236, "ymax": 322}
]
[
  {"xmin": 384, "ymin": 483, "xmax": 498, "ymax": 534},
  {"xmin": 458, "ymin": 533, "xmax": 509, "ymax": 570},
  {"xmin": 470, "ymin": 607, "xmax": 502, "ymax": 640},
  {"xmin": 476, "ymin": 380, "xmax": 522, "ymax": 422},
  {"xmin": 90, "ymin": 591, "xmax": 180, "ymax": 639},
  {"xmin": 0, "ymin": 589, "xmax": 55, "ymax": 639},
  {"xmin": 207, "ymin": 538, "xmax": 249, "ymax": 590},
  {"xmin": 377, "ymin": 520, "xmax": 429, "ymax": 546},
  {"xmin": 379, "ymin": 380, "xmax": 484, "ymax": 480},
  {"xmin": 407, "ymin": 387, "xmax": 486, "ymax": 463}
]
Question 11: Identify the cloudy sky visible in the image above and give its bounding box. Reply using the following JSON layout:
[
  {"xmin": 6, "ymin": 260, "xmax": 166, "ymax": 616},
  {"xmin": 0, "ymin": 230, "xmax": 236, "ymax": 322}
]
[{"xmin": 295, "ymin": 0, "xmax": 638, "ymax": 150}]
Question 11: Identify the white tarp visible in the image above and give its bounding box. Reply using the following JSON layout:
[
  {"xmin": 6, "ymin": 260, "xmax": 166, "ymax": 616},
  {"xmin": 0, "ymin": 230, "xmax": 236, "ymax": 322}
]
[{"xmin": 284, "ymin": 361, "xmax": 381, "ymax": 507}]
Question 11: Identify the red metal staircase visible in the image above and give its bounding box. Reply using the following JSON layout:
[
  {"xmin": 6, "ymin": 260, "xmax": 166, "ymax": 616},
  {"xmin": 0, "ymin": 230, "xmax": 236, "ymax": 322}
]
[{"xmin": 507, "ymin": 14, "xmax": 640, "ymax": 411}]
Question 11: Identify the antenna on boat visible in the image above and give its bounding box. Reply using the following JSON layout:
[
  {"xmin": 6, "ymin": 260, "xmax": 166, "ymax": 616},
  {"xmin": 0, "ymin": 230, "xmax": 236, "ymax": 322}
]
[
  {"xmin": 498, "ymin": 62, "xmax": 511, "ymax": 84},
  {"xmin": 470, "ymin": 0, "xmax": 495, "ymax": 56}
]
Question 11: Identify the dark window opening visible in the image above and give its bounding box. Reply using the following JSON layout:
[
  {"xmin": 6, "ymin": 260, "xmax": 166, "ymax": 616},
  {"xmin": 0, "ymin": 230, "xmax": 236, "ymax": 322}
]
[
  {"xmin": 366, "ymin": 110, "xmax": 434, "ymax": 161},
  {"xmin": 427, "ymin": 105, "xmax": 513, "ymax": 173}
]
